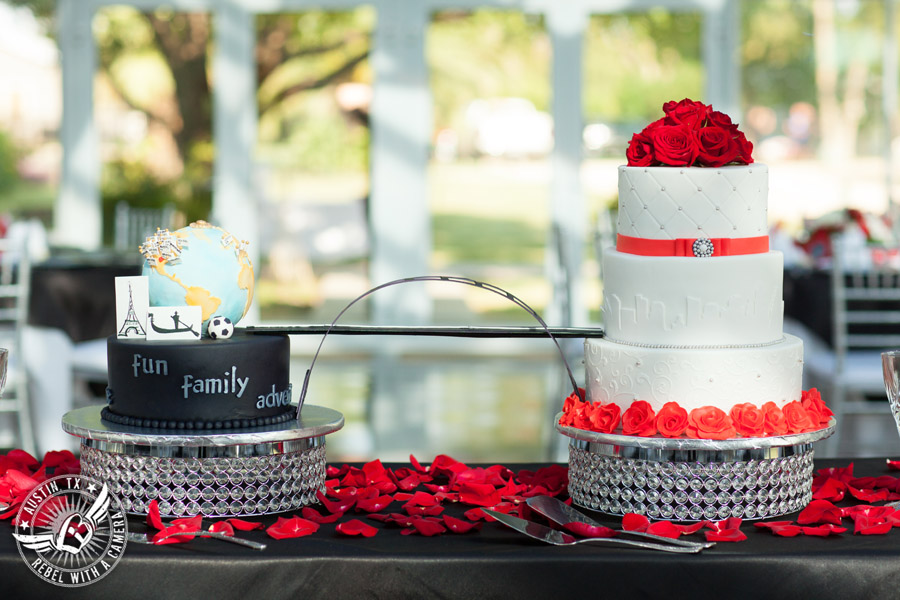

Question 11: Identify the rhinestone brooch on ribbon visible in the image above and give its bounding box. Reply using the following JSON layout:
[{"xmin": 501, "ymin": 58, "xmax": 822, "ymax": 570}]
[{"xmin": 692, "ymin": 238, "xmax": 714, "ymax": 257}]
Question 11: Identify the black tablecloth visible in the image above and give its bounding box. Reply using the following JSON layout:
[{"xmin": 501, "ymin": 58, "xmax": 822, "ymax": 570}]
[
  {"xmin": 2, "ymin": 458, "xmax": 900, "ymax": 599},
  {"xmin": 28, "ymin": 255, "xmax": 142, "ymax": 342}
]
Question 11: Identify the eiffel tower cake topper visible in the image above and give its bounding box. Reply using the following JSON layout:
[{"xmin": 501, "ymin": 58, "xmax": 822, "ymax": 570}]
[
  {"xmin": 117, "ymin": 283, "xmax": 146, "ymax": 337},
  {"xmin": 114, "ymin": 276, "xmax": 149, "ymax": 339}
]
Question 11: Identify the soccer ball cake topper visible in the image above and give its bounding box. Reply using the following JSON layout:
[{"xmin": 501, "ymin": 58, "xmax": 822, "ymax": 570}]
[{"xmin": 207, "ymin": 315, "xmax": 234, "ymax": 340}]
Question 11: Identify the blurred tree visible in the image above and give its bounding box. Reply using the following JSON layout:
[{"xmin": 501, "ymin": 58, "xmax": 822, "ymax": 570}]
[
  {"xmin": 584, "ymin": 9, "xmax": 703, "ymax": 125},
  {"xmin": 0, "ymin": 130, "xmax": 20, "ymax": 194},
  {"xmin": 428, "ymin": 10, "xmax": 550, "ymax": 131}
]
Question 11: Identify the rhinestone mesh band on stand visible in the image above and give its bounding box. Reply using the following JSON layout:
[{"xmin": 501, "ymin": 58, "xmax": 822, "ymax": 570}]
[
  {"xmin": 79, "ymin": 442, "xmax": 327, "ymax": 518},
  {"xmin": 62, "ymin": 404, "xmax": 344, "ymax": 519},
  {"xmin": 557, "ymin": 417, "xmax": 833, "ymax": 522},
  {"xmin": 567, "ymin": 443, "xmax": 814, "ymax": 521}
]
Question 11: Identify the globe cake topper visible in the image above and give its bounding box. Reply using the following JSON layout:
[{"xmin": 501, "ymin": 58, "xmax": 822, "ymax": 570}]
[{"xmin": 140, "ymin": 221, "xmax": 254, "ymax": 331}]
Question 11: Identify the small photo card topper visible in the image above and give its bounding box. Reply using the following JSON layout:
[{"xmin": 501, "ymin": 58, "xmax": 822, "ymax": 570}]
[
  {"xmin": 146, "ymin": 306, "xmax": 203, "ymax": 341},
  {"xmin": 115, "ymin": 276, "xmax": 149, "ymax": 339}
]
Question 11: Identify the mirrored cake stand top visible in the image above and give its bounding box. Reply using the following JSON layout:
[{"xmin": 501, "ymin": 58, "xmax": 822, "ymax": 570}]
[{"xmin": 62, "ymin": 405, "xmax": 344, "ymax": 448}]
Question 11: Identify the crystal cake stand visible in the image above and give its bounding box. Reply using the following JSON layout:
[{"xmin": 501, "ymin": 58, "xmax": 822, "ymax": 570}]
[
  {"xmin": 557, "ymin": 416, "xmax": 834, "ymax": 522},
  {"xmin": 62, "ymin": 405, "xmax": 344, "ymax": 519}
]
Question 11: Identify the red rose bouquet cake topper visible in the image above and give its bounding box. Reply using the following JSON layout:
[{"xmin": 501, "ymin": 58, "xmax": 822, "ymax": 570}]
[{"xmin": 626, "ymin": 98, "xmax": 754, "ymax": 168}]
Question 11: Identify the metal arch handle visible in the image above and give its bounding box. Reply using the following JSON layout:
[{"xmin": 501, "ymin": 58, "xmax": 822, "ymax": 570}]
[{"xmin": 297, "ymin": 275, "xmax": 582, "ymax": 412}]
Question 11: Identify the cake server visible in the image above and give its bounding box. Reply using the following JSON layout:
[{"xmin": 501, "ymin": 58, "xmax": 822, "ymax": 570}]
[
  {"xmin": 125, "ymin": 529, "xmax": 267, "ymax": 550},
  {"xmin": 525, "ymin": 496, "xmax": 714, "ymax": 550},
  {"xmin": 482, "ymin": 509, "xmax": 704, "ymax": 553}
]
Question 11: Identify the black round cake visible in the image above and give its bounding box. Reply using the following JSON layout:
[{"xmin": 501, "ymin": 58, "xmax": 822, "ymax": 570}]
[{"xmin": 103, "ymin": 332, "xmax": 295, "ymax": 430}]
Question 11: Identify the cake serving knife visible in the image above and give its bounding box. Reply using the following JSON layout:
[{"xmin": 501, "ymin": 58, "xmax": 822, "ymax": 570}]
[
  {"xmin": 482, "ymin": 509, "xmax": 705, "ymax": 553},
  {"xmin": 525, "ymin": 496, "xmax": 714, "ymax": 550}
]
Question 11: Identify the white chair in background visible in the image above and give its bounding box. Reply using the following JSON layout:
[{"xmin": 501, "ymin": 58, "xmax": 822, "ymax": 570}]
[
  {"xmin": 806, "ymin": 238, "xmax": 900, "ymax": 457},
  {"xmin": 0, "ymin": 232, "xmax": 36, "ymax": 455},
  {"xmin": 114, "ymin": 202, "xmax": 177, "ymax": 250}
]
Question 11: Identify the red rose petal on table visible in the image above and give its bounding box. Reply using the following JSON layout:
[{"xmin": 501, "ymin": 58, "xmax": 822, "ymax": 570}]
[
  {"xmin": 673, "ymin": 522, "xmax": 707, "ymax": 535},
  {"xmin": 209, "ymin": 521, "xmax": 235, "ymax": 536},
  {"xmin": 366, "ymin": 513, "xmax": 391, "ymax": 523},
  {"xmin": 563, "ymin": 521, "xmax": 617, "ymax": 538},
  {"xmin": 812, "ymin": 477, "xmax": 846, "ymax": 502},
  {"xmin": 873, "ymin": 475, "xmax": 900, "ymax": 490},
  {"xmin": 755, "ymin": 521, "xmax": 803, "ymax": 537},
  {"xmin": 326, "ymin": 464, "xmax": 346, "ymax": 478},
  {"xmin": 331, "ymin": 487, "xmax": 360, "ymax": 501},
  {"xmin": 409, "ymin": 454, "xmax": 429, "ymax": 474},
  {"xmin": 5, "ymin": 449, "xmax": 40, "ymax": 472},
  {"xmin": 847, "ymin": 486, "xmax": 890, "ymax": 503},
  {"xmin": 407, "ymin": 491, "xmax": 439, "ymax": 506},
  {"xmin": 336, "ymin": 519, "xmax": 378, "ymax": 538},
  {"xmin": 814, "ymin": 464, "xmax": 855, "ymax": 483},
  {"xmin": 146, "ymin": 499, "xmax": 166, "ymax": 530},
  {"xmin": 646, "ymin": 521, "xmax": 683, "ymax": 539},
  {"xmin": 302, "ymin": 507, "xmax": 344, "ymax": 524},
  {"xmin": 387, "ymin": 513, "xmax": 419, "ymax": 527},
  {"xmin": 396, "ymin": 474, "xmax": 423, "ymax": 491},
  {"xmin": 151, "ymin": 515, "xmax": 203, "ymax": 545},
  {"xmin": 798, "ymin": 499, "xmax": 843, "ymax": 525},
  {"xmin": 403, "ymin": 503, "xmax": 444, "ymax": 517},
  {"xmin": 410, "ymin": 517, "xmax": 446, "ymax": 537},
  {"xmin": 429, "ymin": 455, "xmax": 467, "ymax": 479},
  {"xmin": 442, "ymin": 515, "xmax": 483, "ymax": 534},
  {"xmin": 434, "ymin": 492, "xmax": 459, "ymax": 503},
  {"xmin": 458, "ymin": 482, "xmax": 502, "ymax": 507},
  {"xmin": 840, "ymin": 504, "xmax": 871, "ymax": 518},
  {"xmin": 464, "ymin": 508, "xmax": 488, "ymax": 521},
  {"xmin": 621, "ymin": 513, "xmax": 650, "ymax": 532},
  {"xmin": 802, "ymin": 524, "xmax": 847, "ymax": 537},
  {"xmin": 705, "ymin": 528, "xmax": 747, "ymax": 542},
  {"xmin": 317, "ymin": 490, "xmax": 356, "ymax": 514},
  {"xmin": 356, "ymin": 494, "xmax": 394, "ymax": 513},
  {"xmin": 854, "ymin": 515, "xmax": 893, "ymax": 535},
  {"xmin": 706, "ymin": 517, "xmax": 743, "ymax": 532},
  {"xmin": 266, "ymin": 516, "xmax": 320, "ymax": 540},
  {"xmin": 226, "ymin": 518, "xmax": 264, "ymax": 531},
  {"xmin": 887, "ymin": 459, "xmax": 900, "ymax": 471}
]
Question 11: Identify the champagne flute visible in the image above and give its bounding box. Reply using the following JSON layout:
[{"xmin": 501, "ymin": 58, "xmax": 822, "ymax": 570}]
[{"xmin": 882, "ymin": 350, "xmax": 900, "ymax": 435}]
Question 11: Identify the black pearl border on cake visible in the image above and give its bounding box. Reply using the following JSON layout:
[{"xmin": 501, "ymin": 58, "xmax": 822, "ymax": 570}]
[
  {"xmin": 99, "ymin": 405, "xmax": 298, "ymax": 431},
  {"xmin": 556, "ymin": 415, "xmax": 835, "ymax": 522},
  {"xmin": 62, "ymin": 405, "xmax": 344, "ymax": 519}
]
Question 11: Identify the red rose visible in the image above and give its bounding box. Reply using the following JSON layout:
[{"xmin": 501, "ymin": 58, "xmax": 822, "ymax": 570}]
[
  {"xmin": 648, "ymin": 124, "xmax": 698, "ymax": 166},
  {"xmin": 559, "ymin": 388, "xmax": 586, "ymax": 427},
  {"xmin": 782, "ymin": 401, "xmax": 817, "ymax": 433},
  {"xmin": 621, "ymin": 400, "xmax": 657, "ymax": 437},
  {"xmin": 733, "ymin": 131, "xmax": 754, "ymax": 164},
  {"xmin": 589, "ymin": 402, "xmax": 621, "ymax": 434},
  {"xmin": 572, "ymin": 399, "xmax": 594, "ymax": 431},
  {"xmin": 801, "ymin": 388, "xmax": 833, "ymax": 427},
  {"xmin": 761, "ymin": 401, "xmax": 788, "ymax": 436},
  {"xmin": 686, "ymin": 406, "xmax": 737, "ymax": 440},
  {"xmin": 707, "ymin": 109, "xmax": 737, "ymax": 131},
  {"xmin": 656, "ymin": 402, "xmax": 689, "ymax": 438},
  {"xmin": 626, "ymin": 130, "xmax": 655, "ymax": 167},
  {"xmin": 729, "ymin": 403, "xmax": 765, "ymax": 437},
  {"xmin": 696, "ymin": 126, "xmax": 740, "ymax": 167},
  {"xmin": 662, "ymin": 98, "xmax": 710, "ymax": 129}
]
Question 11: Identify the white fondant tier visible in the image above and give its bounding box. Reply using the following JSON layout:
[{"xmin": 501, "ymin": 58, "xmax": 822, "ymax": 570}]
[
  {"xmin": 617, "ymin": 165, "xmax": 768, "ymax": 240},
  {"xmin": 601, "ymin": 249, "xmax": 784, "ymax": 347},
  {"xmin": 584, "ymin": 334, "xmax": 804, "ymax": 414}
]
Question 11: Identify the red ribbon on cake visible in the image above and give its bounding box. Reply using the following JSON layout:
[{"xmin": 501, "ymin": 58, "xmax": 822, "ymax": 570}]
[{"xmin": 616, "ymin": 233, "xmax": 769, "ymax": 257}]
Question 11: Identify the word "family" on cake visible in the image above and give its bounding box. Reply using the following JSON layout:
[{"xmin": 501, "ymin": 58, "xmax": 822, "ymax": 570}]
[{"xmin": 181, "ymin": 367, "xmax": 249, "ymax": 399}]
